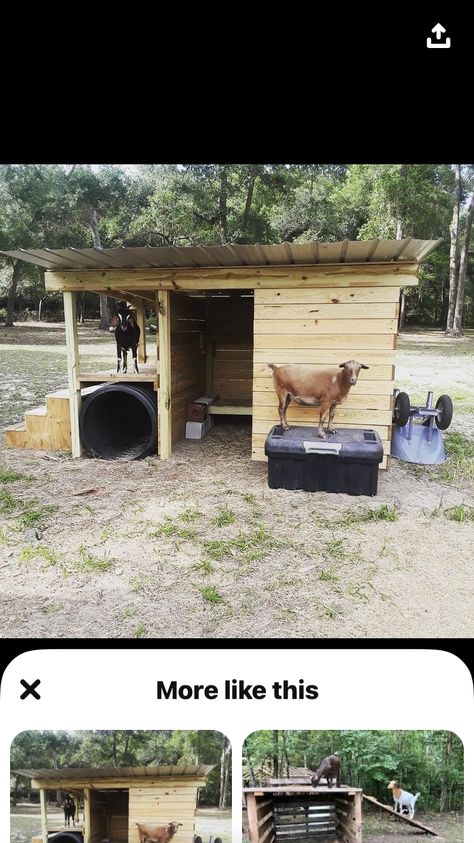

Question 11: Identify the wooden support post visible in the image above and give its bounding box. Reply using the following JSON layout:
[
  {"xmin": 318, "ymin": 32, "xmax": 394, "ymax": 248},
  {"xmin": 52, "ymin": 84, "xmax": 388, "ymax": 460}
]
[
  {"xmin": 63, "ymin": 291, "xmax": 83, "ymax": 457},
  {"xmin": 157, "ymin": 291, "xmax": 171, "ymax": 459},
  {"xmin": 84, "ymin": 787, "xmax": 91, "ymax": 843},
  {"xmin": 135, "ymin": 299, "xmax": 147, "ymax": 364},
  {"xmin": 40, "ymin": 788, "xmax": 48, "ymax": 842},
  {"xmin": 354, "ymin": 791, "xmax": 362, "ymax": 841},
  {"xmin": 246, "ymin": 793, "xmax": 260, "ymax": 843},
  {"xmin": 205, "ymin": 337, "xmax": 214, "ymax": 394}
]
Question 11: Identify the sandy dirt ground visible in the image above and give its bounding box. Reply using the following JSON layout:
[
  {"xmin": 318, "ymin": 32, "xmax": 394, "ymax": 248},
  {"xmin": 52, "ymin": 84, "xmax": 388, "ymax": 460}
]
[{"xmin": 1, "ymin": 325, "xmax": 473, "ymax": 639}]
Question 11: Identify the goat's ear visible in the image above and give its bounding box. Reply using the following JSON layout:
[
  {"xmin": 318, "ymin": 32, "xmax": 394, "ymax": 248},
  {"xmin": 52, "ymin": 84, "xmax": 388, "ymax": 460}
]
[{"xmin": 360, "ymin": 364, "xmax": 369, "ymax": 370}]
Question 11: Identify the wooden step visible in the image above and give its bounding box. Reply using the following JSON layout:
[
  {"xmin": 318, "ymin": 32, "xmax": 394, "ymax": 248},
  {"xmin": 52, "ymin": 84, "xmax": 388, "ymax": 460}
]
[
  {"xmin": 3, "ymin": 421, "xmax": 28, "ymax": 449},
  {"xmin": 25, "ymin": 406, "xmax": 54, "ymax": 449}
]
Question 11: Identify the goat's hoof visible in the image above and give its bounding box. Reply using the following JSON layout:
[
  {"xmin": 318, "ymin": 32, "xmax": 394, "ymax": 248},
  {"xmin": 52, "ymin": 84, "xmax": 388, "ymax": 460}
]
[
  {"xmin": 327, "ymin": 429, "xmax": 337, "ymax": 435},
  {"xmin": 317, "ymin": 432, "xmax": 327, "ymax": 440},
  {"xmin": 282, "ymin": 424, "xmax": 290, "ymax": 431}
]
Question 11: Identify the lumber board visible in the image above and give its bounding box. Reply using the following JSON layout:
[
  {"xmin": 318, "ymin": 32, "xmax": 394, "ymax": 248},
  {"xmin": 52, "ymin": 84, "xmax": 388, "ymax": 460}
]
[
  {"xmin": 254, "ymin": 334, "xmax": 396, "ymax": 350},
  {"xmin": 45, "ymin": 262, "xmax": 419, "ymax": 292},
  {"xmin": 253, "ymin": 376, "xmax": 394, "ymax": 394},
  {"xmin": 158, "ymin": 291, "xmax": 172, "ymax": 458},
  {"xmin": 254, "ymin": 392, "xmax": 391, "ymax": 410},
  {"xmin": 256, "ymin": 286, "xmax": 401, "ymax": 304},
  {"xmin": 63, "ymin": 291, "xmax": 83, "ymax": 457},
  {"xmin": 254, "ymin": 318, "xmax": 398, "ymax": 335},
  {"xmin": 254, "ymin": 303, "xmax": 398, "ymax": 319},
  {"xmin": 362, "ymin": 794, "xmax": 441, "ymax": 835}
]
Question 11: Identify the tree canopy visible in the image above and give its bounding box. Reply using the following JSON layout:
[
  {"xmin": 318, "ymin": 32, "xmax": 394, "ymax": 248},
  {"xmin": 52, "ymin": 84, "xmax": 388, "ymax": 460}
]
[
  {"xmin": 1, "ymin": 163, "xmax": 473, "ymax": 331},
  {"xmin": 10, "ymin": 729, "xmax": 231, "ymax": 807},
  {"xmin": 244, "ymin": 729, "xmax": 463, "ymax": 813}
]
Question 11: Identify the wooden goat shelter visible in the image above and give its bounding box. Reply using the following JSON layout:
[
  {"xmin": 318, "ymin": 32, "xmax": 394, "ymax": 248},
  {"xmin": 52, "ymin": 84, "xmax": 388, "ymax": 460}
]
[
  {"xmin": 16, "ymin": 764, "xmax": 213, "ymax": 843},
  {"xmin": 244, "ymin": 785, "xmax": 362, "ymax": 843},
  {"xmin": 1, "ymin": 239, "xmax": 441, "ymax": 468}
]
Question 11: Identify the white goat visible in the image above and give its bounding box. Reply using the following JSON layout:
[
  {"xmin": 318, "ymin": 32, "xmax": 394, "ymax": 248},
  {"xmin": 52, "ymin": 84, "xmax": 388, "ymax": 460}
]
[{"xmin": 387, "ymin": 780, "xmax": 420, "ymax": 819}]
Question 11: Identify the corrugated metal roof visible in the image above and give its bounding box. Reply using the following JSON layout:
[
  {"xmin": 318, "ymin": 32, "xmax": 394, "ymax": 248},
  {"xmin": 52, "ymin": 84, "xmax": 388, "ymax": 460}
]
[
  {"xmin": 14, "ymin": 764, "xmax": 213, "ymax": 781},
  {"xmin": 0, "ymin": 239, "xmax": 442, "ymax": 271}
]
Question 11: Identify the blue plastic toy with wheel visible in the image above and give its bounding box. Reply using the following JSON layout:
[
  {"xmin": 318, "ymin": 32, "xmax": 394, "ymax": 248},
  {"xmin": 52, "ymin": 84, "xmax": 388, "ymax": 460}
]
[{"xmin": 391, "ymin": 389, "xmax": 453, "ymax": 464}]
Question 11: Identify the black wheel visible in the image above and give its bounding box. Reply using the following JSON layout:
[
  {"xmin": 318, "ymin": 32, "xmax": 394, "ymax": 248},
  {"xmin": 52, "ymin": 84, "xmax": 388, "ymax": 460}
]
[
  {"xmin": 393, "ymin": 391, "xmax": 410, "ymax": 426},
  {"xmin": 435, "ymin": 394, "xmax": 453, "ymax": 430},
  {"xmin": 194, "ymin": 836, "xmax": 203, "ymax": 843}
]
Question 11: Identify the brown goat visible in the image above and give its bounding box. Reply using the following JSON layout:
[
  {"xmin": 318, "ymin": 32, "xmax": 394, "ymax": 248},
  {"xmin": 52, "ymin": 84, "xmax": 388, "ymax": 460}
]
[
  {"xmin": 310, "ymin": 754, "xmax": 341, "ymax": 788},
  {"xmin": 136, "ymin": 820, "xmax": 182, "ymax": 843},
  {"xmin": 267, "ymin": 360, "xmax": 369, "ymax": 438}
]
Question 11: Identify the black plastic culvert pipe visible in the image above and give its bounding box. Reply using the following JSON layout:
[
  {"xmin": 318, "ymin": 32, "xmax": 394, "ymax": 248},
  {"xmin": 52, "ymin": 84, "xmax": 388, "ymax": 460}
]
[
  {"xmin": 48, "ymin": 834, "xmax": 83, "ymax": 842},
  {"xmin": 79, "ymin": 383, "xmax": 158, "ymax": 460}
]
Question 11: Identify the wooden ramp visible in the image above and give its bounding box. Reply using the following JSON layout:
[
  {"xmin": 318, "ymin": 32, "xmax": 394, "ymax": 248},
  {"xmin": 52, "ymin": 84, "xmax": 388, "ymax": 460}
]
[{"xmin": 362, "ymin": 794, "xmax": 442, "ymax": 836}]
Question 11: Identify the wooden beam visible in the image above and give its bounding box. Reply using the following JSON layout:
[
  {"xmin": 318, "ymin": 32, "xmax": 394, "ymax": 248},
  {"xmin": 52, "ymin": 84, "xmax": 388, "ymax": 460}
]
[
  {"xmin": 45, "ymin": 263, "xmax": 419, "ymax": 292},
  {"xmin": 135, "ymin": 299, "xmax": 147, "ymax": 364},
  {"xmin": 40, "ymin": 788, "xmax": 48, "ymax": 842},
  {"xmin": 362, "ymin": 794, "xmax": 441, "ymax": 835},
  {"xmin": 63, "ymin": 291, "xmax": 82, "ymax": 457},
  {"xmin": 246, "ymin": 792, "xmax": 260, "ymax": 843},
  {"xmin": 158, "ymin": 291, "xmax": 172, "ymax": 459},
  {"xmin": 84, "ymin": 787, "xmax": 91, "ymax": 843}
]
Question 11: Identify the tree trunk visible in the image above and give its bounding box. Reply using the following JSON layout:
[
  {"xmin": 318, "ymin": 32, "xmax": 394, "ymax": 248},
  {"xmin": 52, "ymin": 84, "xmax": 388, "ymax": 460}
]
[
  {"xmin": 39, "ymin": 299, "xmax": 43, "ymax": 321},
  {"xmin": 446, "ymin": 165, "xmax": 462, "ymax": 333},
  {"xmin": 396, "ymin": 219, "xmax": 406, "ymax": 331},
  {"xmin": 218, "ymin": 166, "xmax": 229, "ymax": 243},
  {"xmin": 282, "ymin": 730, "xmax": 290, "ymax": 778},
  {"xmin": 242, "ymin": 167, "xmax": 257, "ymax": 233},
  {"xmin": 5, "ymin": 261, "xmax": 22, "ymax": 327},
  {"xmin": 244, "ymin": 740, "xmax": 257, "ymax": 786},
  {"xmin": 218, "ymin": 736, "xmax": 231, "ymax": 809},
  {"xmin": 440, "ymin": 731, "xmax": 453, "ymax": 811},
  {"xmin": 272, "ymin": 731, "xmax": 279, "ymax": 778},
  {"xmin": 89, "ymin": 207, "xmax": 110, "ymax": 329},
  {"xmin": 451, "ymin": 191, "xmax": 474, "ymax": 337}
]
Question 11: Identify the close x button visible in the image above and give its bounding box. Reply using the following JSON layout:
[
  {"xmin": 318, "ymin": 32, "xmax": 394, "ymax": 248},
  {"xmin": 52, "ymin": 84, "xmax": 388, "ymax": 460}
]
[{"xmin": 20, "ymin": 679, "xmax": 41, "ymax": 700}]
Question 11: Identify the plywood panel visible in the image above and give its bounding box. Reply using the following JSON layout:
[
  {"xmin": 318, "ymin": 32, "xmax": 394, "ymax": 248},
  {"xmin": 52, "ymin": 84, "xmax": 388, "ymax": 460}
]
[{"xmin": 129, "ymin": 783, "xmax": 199, "ymax": 843}]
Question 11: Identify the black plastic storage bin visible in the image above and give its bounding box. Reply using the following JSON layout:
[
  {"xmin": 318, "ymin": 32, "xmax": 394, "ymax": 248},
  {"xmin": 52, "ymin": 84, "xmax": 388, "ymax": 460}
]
[{"xmin": 265, "ymin": 426, "xmax": 384, "ymax": 496}]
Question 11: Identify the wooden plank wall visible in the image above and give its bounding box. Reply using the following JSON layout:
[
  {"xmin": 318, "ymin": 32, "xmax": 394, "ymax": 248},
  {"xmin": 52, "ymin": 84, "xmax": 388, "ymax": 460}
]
[
  {"xmin": 207, "ymin": 294, "xmax": 254, "ymax": 401},
  {"xmin": 170, "ymin": 293, "xmax": 206, "ymax": 445},
  {"xmin": 252, "ymin": 284, "xmax": 400, "ymax": 468},
  {"xmin": 129, "ymin": 783, "xmax": 199, "ymax": 843}
]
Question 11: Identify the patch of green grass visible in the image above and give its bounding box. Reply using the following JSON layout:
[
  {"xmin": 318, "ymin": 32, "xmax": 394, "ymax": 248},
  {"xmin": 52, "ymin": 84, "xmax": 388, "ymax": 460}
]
[
  {"xmin": 76, "ymin": 545, "xmax": 113, "ymax": 572},
  {"xmin": 203, "ymin": 525, "xmax": 277, "ymax": 564},
  {"xmin": 99, "ymin": 527, "xmax": 113, "ymax": 541},
  {"xmin": 192, "ymin": 559, "xmax": 215, "ymax": 575},
  {"xmin": 319, "ymin": 568, "xmax": 340, "ymax": 583},
  {"xmin": 149, "ymin": 520, "xmax": 196, "ymax": 540},
  {"xmin": 213, "ymin": 508, "xmax": 236, "ymax": 527},
  {"xmin": 122, "ymin": 606, "xmax": 137, "ymax": 618},
  {"xmin": 242, "ymin": 492, "xmax": 257, "ymax": 504},
  {"xmin": 0, "ymin": 527, "xmax": 9, "ymax": 544},
  {"xmin": 444, "ymin": 504, "xmax": 474, "ymax": 523},
  {"xmin": 323, "ymin": 537, "xmax": 349, "ymax": 562},
  {"xmin": 130, "ymin": 575, "xmax": 151, "ymax": 593},
  {"xmin": 347, "ymin": 584, "xmax": 370, "ymax": 603},
  {"xmin": 0, "ymin": 490, "xmax": 18, "ymax": 514},
  {"xmin": 18, "ymin": 502, "xmax": 58, "ymax": 529},
  {"xmin": 179, "ymin": 508, "xmax": 202, "ymax": 523},
  {"xmin": 197, "ymin": 584, "xmax": 224, "ymax": 604},
  {"xmin": 20, "ymin": 545, "xmax": 60, "ymax": 566},
  {"xmin": 133, "ymin": 622, "xmax": 147, "ymax": 638},
  {"xmin": 0, "ymin": 467, "xmax": 31, "ymax": 483},
  {"xmin": 438, "ymin": 432, "xmax": 474, "ymax": 486}
]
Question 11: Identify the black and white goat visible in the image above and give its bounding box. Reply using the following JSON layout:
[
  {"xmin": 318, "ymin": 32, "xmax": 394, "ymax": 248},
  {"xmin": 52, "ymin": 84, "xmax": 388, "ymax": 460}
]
[{"xmin": 111, "ymin": 301, "xmax": 141, "ymax": 374}]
